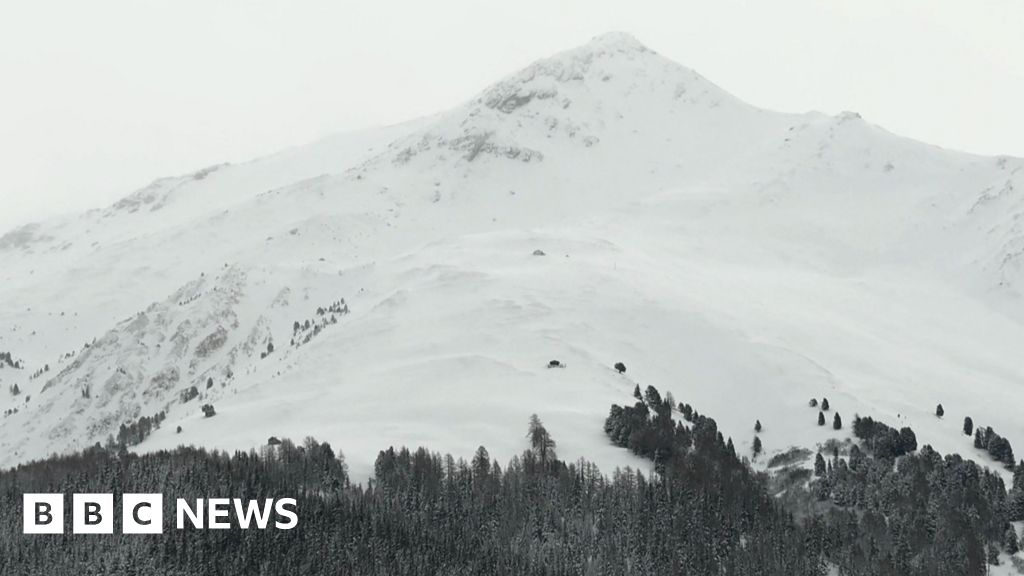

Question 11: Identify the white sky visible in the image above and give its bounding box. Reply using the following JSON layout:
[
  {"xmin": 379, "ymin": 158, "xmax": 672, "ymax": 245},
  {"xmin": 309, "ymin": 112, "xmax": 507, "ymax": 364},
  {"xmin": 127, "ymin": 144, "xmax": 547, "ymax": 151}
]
[{"xmin": 1, "ymin": 0, "xmax": 1022, "ymax": 233}]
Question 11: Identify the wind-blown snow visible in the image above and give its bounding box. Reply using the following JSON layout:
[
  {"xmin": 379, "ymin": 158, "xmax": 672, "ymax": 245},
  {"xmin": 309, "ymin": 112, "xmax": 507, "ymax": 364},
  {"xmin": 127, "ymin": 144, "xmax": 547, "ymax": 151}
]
[{"xmin": 1, "ymin": 32, "xmax": 1022, "ymax": 481}]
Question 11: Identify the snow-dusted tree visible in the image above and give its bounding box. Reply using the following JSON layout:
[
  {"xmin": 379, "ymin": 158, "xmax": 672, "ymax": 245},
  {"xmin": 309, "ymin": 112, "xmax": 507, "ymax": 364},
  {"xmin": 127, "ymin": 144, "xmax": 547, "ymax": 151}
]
[
  {"xmin": 814, "ymin": 452, "xmax": 826, "ymax": 476},
  {"xmin": 644, "ymin": 385, "xmax": 662, "ymax": 407},
  {"xmin": 527, "ymin": 414, "xmax": 556, "ymax": 463},
  {"xmin": 472, "ymin": 445, "xmax": 491, "ymax": 477}
]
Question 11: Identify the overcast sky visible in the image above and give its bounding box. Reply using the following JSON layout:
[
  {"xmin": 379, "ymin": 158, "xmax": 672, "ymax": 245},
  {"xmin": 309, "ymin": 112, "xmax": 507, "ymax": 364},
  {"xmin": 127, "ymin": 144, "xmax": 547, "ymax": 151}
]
[{"xmin": 1, "ymin": 0, "xmax": 1022, "ymax": 233}]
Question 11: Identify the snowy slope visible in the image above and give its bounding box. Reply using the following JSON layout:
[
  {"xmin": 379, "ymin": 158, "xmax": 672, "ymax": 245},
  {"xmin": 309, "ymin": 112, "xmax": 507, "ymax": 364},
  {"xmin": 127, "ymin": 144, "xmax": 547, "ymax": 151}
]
[{"xmin": 1, "ymin": 32, "xmax": 1022, "ymax": 480}]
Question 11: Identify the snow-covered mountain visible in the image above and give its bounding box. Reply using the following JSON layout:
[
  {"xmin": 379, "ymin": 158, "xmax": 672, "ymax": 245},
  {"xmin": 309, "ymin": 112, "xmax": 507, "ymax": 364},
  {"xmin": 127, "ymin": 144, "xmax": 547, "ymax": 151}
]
[{"xmin": 2, "ymin": 32, "xmax": 1022, "ymax": 479}]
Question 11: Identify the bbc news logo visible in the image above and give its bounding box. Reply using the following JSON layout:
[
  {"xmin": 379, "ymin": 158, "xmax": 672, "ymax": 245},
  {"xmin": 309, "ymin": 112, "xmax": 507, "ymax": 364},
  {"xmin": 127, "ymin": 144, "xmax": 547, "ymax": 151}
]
[{"xmin": 23, "ymin": 494, "xmax": 298, "ymax": 534}]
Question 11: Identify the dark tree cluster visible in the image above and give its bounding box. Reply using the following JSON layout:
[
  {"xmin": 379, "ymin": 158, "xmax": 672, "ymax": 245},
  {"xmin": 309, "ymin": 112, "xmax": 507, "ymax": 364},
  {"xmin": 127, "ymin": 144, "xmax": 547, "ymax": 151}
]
[
  {"xmin": 973, "ymin": 425, "xmax": 1016, "ymax": 468},
  {"xmin": 851, "ymin": 415, "xmax": 917, "ymax": 459},
  {"xmin": 0, "ymin": 351, "xmax": 22, "ymax": 369},
  {"xmin": 0, "ymin": 399, "xmax": 1018, "ymax": 576},
  {"xmin": 111, "ymin": 411, "xmax": 167, "ymax": 448},
  {"xmin": 29, "ymin": 363, "xmax": 50, "ymax": 380},
  {"xmin": 0, "ymin": 424, "xmax": 822, "ymax": 576},
  {"xmin": 179, "ymin": 385, "xmax": 199, "ymax": 403},
  {"xmin": 604, "ymin": 384, "xmax": 706, "ymax": 469},
  {"xmin": 808, "ymin": 441, "xmax": 1015, "ymax": 575},
  {"xmin": 1010, "ymin": 463, "xmax": 1024, "ymax": 522},
  {"xmin": 290, "ymin": 299, "xmax": 349, "ymax": 348}
]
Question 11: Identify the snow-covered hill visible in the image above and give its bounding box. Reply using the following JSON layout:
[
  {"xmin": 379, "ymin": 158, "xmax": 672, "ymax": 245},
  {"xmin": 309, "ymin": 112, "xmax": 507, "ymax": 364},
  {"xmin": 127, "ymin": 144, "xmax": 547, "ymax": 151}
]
[{"xmin": 2, "ymin": 32, "xmax": 1022, "ymax": 480}]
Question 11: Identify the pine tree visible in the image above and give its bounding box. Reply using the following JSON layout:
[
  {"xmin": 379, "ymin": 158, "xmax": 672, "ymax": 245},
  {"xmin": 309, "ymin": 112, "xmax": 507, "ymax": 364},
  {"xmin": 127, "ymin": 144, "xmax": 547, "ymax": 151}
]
[
  {"xmin": 633, "ymin": 384, "xmax": 642, "ymax": 400},
  {"xmin": 471, "ymin": 446, "xmax": 490, "ymax": 477},
  {"xmin": 644, "ymin": 385, "xmax": 662, "ymax": 407},
  {"xmin": 833, "ymin": 413, "xmax": 842, "ymax": 430},
  {"xmin": 1009, "ymin": 490, "xmax": 1024, "ymax": 522},
  {"xmin": 963, "ymin": 416, "xmax": 973, "ymax": 436},
  {"xmin": 898, "ymin": 427, "xmax": 917, "ymax": 453},
  {"xmin": 754, "ymin": 420, "xmax": 762, "ymax": 433},
  {"xmin": 818, "ymin": 411, "xmax": 826, "ymax": 426},
  {"xmin": 814, "ymin": 452, "xmax": 826, "ymax": 476},
  {"xmin": 935, "ymin": 404, "xmax": 944, "ymax": 418},
  {"xmin": 821, "ymin": 398, "xmax": 830, "ymax": 411},
  {"xmin": 681, "ymin": 403, "xmax": 693, "ymax": 421},
  {"xmin": 752, "ymin": 436, "xmax": 762, "ymax": 457},
  {"xmin": 527, "ymin": 414, "xmax": 556, "ymax": 464},
  {"xmin": 808, "ymin": 398, "xmax": 818, "ymax": 408},
  {"xmin": 1006, "ymin": 526, "xmax": 1020, "ymax": 555}
]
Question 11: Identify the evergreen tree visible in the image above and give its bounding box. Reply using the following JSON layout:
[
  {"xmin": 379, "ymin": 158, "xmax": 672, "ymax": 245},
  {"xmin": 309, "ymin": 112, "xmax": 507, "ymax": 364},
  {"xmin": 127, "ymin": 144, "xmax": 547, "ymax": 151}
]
[
  {"xmin": 752, "ymin": 436, "xmax": 762, "ymax": 457},
  {"xmin": 643, "ymin": 385, "xmax": 662, "ymax": 407},
  {"xmin": 963, "ymin": 416, "xmax": 974, "ymax": 436},
  {"xmin": 808, "ymin": 398, "xmax": 818, "ymax": 408},
  {"xmin": 681, "ymin": 403, "xmax": 693, "ymax": 421},
  {"xmin": 527, "ymin": 414, "xmax": 556, "ymax": 463},
  {"xmin": 1006, "ymin": 526, "xmax": 1020, "ymax": 555},
  {"xmin": 754, "ymin": 419, "xmax": 762, "ymax": 433},
  {"xmin": 935, "ymin": 403, "xmax": 944, "ymax": 417},
  {"xmin": 814, "ymin": 452, "xmax": 826, "ymax": 476},
  {"xmin": 821, "ymin": 398, "xmax": 830, "ymax": 411},
  {"xmin": 633, "ymin": 384, "xmax": 642, "ymax": 400},
  {"xmin": 898, "ymin": 427, "xmax": 917, "ymax": 453},
  {"xmin": 833, "ymin": 413, "xmax": 842, "ymax": 430},
  {"xmin": 818, "ymin": 411, "xmax": 826, "ymax": 426},
  {"xmin": 471, "ymin": 445, "xmax": 490, "ymax": 477}
]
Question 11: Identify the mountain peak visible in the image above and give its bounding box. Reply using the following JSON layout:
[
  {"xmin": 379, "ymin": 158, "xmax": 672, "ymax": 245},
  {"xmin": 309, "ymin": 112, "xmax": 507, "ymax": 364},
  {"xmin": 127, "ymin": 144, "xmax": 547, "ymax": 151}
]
[
  {"xmin": 581, "ymin": 31, "xmax": 650, "ymax": 53},
  {"xmin": 362, "ymin": 32, "xmax": 749, "ymax": 171}
]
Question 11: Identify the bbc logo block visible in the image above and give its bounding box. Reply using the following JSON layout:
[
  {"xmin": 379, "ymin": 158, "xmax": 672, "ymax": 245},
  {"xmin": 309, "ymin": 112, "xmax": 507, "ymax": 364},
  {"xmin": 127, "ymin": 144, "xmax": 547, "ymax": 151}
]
[
  {"xmin": 24, "ymin": 493, "xmax": 162, "ymax": 534},
  {"xmin": 23, "ymin": 494, "xmax": 64, "ymax": 534},
  {"xmin": 123, "ymin": 493, "xmax": 163, "ymax": 534},
  {"xmin": 72, "ymin": 493, "xmax": 114, "ymax": 534},
  {"xmin": 23, "ymin": 494, "xmax": 297, "ymax": 533}
]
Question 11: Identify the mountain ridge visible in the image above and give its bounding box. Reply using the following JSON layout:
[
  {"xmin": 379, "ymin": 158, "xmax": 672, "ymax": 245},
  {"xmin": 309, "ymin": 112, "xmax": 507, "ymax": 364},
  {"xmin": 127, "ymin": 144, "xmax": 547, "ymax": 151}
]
[{"xmin": 1, "ymin": 33, "xmax": 1022, "ymax": 480}]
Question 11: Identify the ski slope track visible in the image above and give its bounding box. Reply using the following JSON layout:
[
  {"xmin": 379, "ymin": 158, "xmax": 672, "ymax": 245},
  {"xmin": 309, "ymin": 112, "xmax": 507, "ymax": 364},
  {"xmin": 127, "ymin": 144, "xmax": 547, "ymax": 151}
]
[{"xmin": 2, "ymin": 32, "xmax": 1023, "ymax": 481}]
